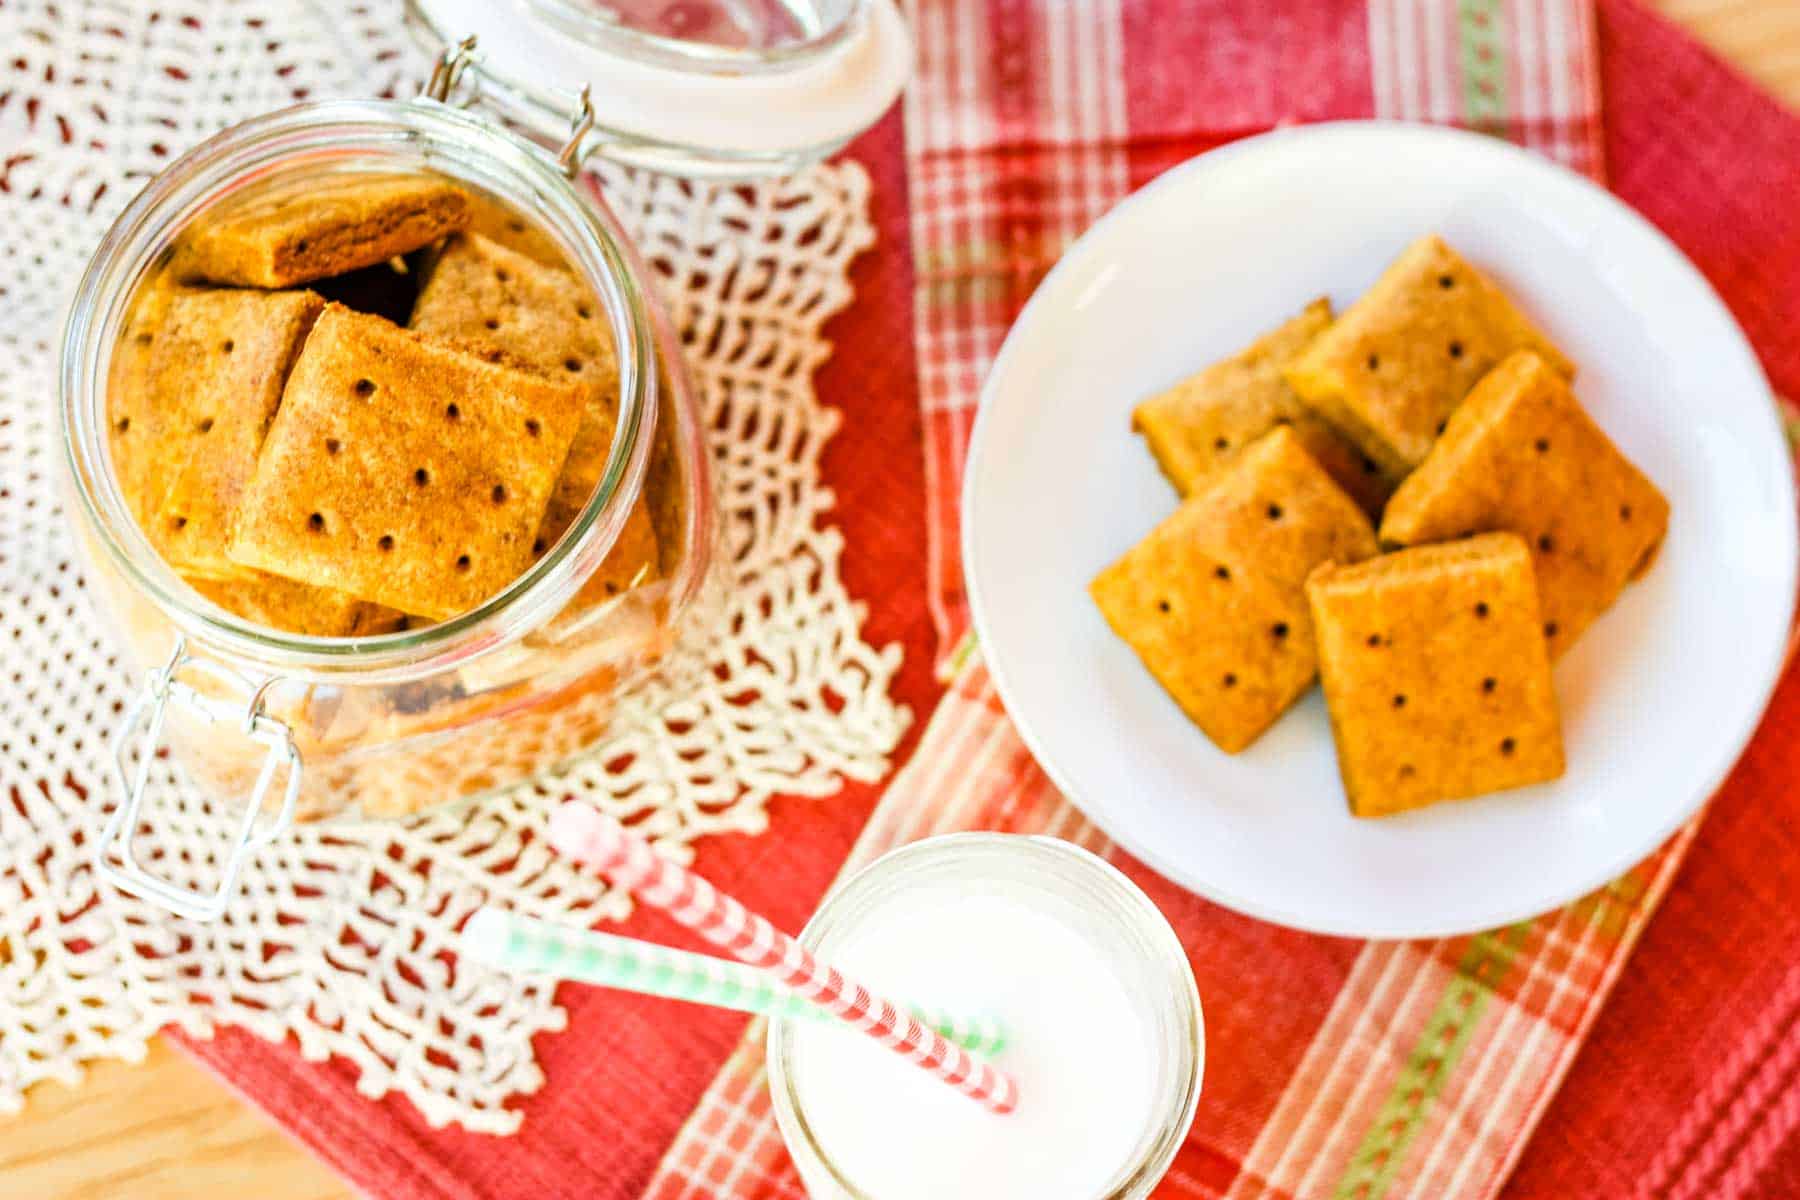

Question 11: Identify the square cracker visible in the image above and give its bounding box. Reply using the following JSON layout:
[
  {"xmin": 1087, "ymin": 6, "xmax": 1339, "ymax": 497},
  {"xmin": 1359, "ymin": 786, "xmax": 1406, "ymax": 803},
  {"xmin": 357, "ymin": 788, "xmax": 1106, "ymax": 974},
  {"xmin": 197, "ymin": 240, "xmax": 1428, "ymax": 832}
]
[
  {"xmin": 463, "ymin": 192, "xmax": 567, "ymax": 268},
  {"xmin": 410, "ymin": 233, "xmax": 659, "ymax": 590},
  {"xmin": 1379, "ymin": 351, "xmax": 1670, "ymax": 657},
  {"xmin": 189, "ymin": 573, "xmax": 404, "ymax": 639},
  {"xmin": 228, "ymin": 305, "xmax": 586, "ymax": 621},
  {"xmin": 1307, "ymin": 533, "xmax": 1565, "ymax": 818},
  {"xmin": 175, "ymin": 174, "xmax": 470, "ymax": 289},
  {"xmin": 1132, "ymin": 298, "xmax": 1392, "ymax": 514},
  {"xmin": 107, "ymin": 271, "xmax": 181, "ymax": 526},
  {"xmin": 150, "ymin": 288, "xmax": 326, "ymax": 581},
  {"xmin": 1090, "ymin": 426, "xmax": 1378, "ymax": 753},
  {"xmin": 1284, "ymin": 235, "xmax": 1575, "ymax": 477}
]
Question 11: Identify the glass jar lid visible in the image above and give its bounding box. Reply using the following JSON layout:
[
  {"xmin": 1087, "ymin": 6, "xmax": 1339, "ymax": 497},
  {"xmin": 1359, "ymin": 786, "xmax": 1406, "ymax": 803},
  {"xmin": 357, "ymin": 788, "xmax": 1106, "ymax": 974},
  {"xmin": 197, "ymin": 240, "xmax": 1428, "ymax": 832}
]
[{"xmin": 404, "ymin": 0, "xmax": 911, "ymax": 177}]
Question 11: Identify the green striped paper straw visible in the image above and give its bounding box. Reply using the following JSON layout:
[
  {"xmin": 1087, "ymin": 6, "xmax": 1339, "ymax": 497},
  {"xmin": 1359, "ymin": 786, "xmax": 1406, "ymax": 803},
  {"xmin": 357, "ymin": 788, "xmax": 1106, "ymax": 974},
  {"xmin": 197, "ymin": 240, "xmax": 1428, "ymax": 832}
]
[{"xmin": 462, "ymin": 907, "xmax": 1007, "ymax": 1055}]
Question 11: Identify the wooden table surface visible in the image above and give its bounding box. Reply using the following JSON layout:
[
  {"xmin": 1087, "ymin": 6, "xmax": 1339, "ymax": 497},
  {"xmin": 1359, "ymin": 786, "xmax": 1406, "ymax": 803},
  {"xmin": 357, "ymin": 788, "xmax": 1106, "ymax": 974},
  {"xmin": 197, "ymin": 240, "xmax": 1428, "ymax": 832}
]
[{"xmin": 4, "ymin": 5, "xmax": 1797, "ymax": 1199}]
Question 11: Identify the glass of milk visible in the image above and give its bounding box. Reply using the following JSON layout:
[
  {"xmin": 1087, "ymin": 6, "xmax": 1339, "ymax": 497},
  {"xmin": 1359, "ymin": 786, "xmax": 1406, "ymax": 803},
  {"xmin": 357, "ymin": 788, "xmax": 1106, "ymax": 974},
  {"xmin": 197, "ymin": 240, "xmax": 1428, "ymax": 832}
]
[{"xmin": 767, "ymin": 833, "xmax": 1204, "ymax": 1199}]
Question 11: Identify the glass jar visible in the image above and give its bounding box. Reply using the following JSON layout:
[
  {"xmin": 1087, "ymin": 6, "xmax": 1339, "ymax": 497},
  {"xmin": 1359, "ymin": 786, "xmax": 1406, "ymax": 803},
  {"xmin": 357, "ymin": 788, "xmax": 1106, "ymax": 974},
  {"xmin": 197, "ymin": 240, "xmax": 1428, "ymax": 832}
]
[
  {"xmin": 58, "ymin": 9, "xmax": 910, "ymax": 920},
  {"xmin": 766, "ymin": 835, "xmax": 1205, "ymax": 1200}
]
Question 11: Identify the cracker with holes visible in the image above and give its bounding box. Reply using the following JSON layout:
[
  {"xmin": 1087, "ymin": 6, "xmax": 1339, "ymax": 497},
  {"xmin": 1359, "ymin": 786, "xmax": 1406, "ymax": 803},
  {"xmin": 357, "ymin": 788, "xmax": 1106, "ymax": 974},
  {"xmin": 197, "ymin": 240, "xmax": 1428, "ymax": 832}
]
[
  {"xmin": 1284, "ymin": 235, "xmax": 1575, "ymax": 477},
  {"xmin": 1380, "ymin": 351, "xmax": 1669, "ymax": 657},
  {"xmin": 1132, "ymin": 298, "xmax": 1392, "ymax": 514},
  {"xmin": 464, "ymin": 192, "xmax": 567, "ymax": 268},
  {"xmin": 175, "ymin": 174, "xmax": 471, "ymax": 289},
  {"xmin": 228, "ymin": 305, "xmax": 585, "ymax": 621},
  {"xmin": 410, "ymin": 233, "xmax": 660, "ymax": 595},
  {"xmin": 148, "ymin": 288, "xmax": 326, "ymax": 581},
  {"xmin": 1307, "ymin": 533, "xmax": 1565, "ymax": 817},
  {"xmin": 190, "ymin": 573, "xmax": 404, "ymax": 639},
  {"xmin": 107, "ymin": 272, "xmax": 181, "ymax": 526},
  {"xmin": 1090, "ymin": 427, "xmax": 1378, "ymax": 753}
]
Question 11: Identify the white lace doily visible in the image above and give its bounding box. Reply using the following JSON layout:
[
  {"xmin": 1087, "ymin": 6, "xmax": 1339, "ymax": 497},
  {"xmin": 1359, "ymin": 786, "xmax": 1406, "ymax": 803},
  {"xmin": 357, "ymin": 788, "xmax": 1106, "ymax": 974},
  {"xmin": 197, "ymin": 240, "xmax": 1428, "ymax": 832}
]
[{"xmin": 0, "ymin": 0, "xmax": 907, "ymax": 1132}]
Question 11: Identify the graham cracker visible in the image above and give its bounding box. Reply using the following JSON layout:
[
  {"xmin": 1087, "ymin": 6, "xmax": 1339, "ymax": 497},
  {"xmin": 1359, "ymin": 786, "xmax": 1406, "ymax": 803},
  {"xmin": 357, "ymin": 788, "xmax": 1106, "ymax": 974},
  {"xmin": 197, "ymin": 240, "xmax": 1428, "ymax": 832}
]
[
  {"xmin": 1307, "ymin": 533, "xmax": 1565, "ymax": 818},
  {"xmin": 1379, "ymin": 351, "xmax": 1670, "ymax": 657},
  {"xmin": 150, "ymin": 288, "xmax": 326, "ymax": 581},
  {"xmin": 189, "ymin": 573, "xmax": 405, "ymax": 638},
  {"xmin": 108, "ymin": 271, "xmax": 181, "ymax": 526},
  {"xmin": 1284, "ymin": 235, "xmax": 1576, "ymax": 477},
  {"xmin": 410, "ymin": 233, "xmax": 660, "ymax": 588},
  {"xmin": 1133, "ymin": 298, "xmax": 1392, "ymax": 514},
  {"xmin": 1090, "ymin": 426, "xmax": 1378, "ymax": 753},
  {"xmin": 175, "ymin": 173, "xmax": 470, "ymax": 289},
  {"xmin": 228, "ymin": 305, "xmax": 585, "ymax": 621},
  {"xmin": 464, "ymin": 191, "xmax": 567, "ymax": 268}
]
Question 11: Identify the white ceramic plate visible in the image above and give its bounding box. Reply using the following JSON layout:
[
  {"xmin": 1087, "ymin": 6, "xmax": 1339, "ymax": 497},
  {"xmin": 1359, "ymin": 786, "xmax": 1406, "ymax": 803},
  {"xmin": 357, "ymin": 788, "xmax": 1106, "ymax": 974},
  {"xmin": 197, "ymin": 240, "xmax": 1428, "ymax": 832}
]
[{"xmin": 963, "ymin": 122, "xmax": 1797, "ymax": 939}]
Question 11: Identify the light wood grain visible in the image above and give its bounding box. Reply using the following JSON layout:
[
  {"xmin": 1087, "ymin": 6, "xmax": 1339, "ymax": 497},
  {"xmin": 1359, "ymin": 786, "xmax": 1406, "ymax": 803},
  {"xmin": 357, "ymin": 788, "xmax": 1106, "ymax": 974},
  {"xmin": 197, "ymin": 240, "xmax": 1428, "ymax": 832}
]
[
  {"xmin": 1, "ymin": 6, "xmax": 1794, "ymax": 1200},
  {"xmin": 0, "ymin": 1041, "xmax": 347, "ymax": 1200}
]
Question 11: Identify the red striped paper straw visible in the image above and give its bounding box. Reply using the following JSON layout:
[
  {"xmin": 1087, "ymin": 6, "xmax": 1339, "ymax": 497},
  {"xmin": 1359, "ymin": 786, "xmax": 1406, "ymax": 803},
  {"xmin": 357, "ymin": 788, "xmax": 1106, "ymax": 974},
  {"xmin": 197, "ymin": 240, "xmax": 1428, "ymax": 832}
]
[{"xmin": 548, "ymin": 801, "xmax": 1020, "ymax": 1115}]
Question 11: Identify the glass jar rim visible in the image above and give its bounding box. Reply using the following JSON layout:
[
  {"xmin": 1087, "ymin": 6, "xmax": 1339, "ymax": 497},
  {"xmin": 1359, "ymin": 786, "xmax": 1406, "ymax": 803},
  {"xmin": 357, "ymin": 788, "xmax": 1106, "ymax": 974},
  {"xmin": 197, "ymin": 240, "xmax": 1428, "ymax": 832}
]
[
  {"xmin": 765, "ymin": 833, "xmax": 1206, "ymax": 1200},
  {"xmin": 59, "ymin": 98, "xmax": 661, "ymax": 683},
  {"xmin": 519, "ymin": 0, "xmax": 864, "ymax": 74}
]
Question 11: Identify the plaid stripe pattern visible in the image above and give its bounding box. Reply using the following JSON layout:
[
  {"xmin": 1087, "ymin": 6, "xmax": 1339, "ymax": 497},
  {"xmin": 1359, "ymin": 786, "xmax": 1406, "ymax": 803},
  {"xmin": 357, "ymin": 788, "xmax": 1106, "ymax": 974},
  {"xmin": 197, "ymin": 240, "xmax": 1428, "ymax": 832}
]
[{"xmin": 640, "ymin": 2, "xmax": 1727, "ymax": 1197}]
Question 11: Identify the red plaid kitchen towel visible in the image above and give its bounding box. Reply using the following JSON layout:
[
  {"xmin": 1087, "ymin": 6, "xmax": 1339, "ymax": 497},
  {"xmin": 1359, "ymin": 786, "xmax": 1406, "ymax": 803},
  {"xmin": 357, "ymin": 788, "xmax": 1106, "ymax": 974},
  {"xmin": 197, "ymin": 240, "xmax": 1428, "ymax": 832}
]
[
  {"xmin": 172, "ymin": 2, "xmax": 1800, "ymax": 1198},
  {"xmin": 635, "ymin": 2, "xmax": 1797, "ymax": 1199}
]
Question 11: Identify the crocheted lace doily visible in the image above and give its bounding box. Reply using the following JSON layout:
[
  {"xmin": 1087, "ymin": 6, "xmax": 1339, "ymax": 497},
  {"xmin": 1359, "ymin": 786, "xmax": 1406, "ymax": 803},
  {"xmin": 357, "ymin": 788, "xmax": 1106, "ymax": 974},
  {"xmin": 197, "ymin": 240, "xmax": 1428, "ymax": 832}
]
[{"xmin": 0, "ymin": 0, "xmax": 906, "ymax": 1132}]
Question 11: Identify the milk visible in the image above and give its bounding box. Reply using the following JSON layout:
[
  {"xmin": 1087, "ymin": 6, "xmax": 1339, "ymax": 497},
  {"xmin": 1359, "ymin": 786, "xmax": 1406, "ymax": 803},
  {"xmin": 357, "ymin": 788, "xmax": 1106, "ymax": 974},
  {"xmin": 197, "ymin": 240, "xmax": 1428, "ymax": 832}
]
[{"xmin": 771, "ymin": 837, "xmax": 1202, "ymax": 1200}]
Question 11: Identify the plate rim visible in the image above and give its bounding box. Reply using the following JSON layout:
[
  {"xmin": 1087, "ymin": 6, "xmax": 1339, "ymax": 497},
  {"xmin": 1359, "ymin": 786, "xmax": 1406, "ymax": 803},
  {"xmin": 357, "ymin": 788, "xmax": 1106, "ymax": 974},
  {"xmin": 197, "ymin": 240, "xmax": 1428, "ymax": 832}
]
[{"xmin": 961, "ymin": 119, "xmax": 1799, "ymax": 939}]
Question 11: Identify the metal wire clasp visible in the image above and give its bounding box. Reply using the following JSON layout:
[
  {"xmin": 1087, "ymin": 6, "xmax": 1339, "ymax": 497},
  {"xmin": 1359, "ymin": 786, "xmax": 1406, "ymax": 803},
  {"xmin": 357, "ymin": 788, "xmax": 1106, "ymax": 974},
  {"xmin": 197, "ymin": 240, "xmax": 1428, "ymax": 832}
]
[
  {"xmin": 423, "ymin": 34, "xmax": 479, "ymax": 103},
  {"xmin": 97, "ymin": 637, "xmax": 301, "ymax": 922},
  {"xmin": 558, "ymin": 85, "xmax": 597, "ymax": 178},
  {"xmin": 420, "ymin": 35, "xmax": 599, "ymax": 178}
]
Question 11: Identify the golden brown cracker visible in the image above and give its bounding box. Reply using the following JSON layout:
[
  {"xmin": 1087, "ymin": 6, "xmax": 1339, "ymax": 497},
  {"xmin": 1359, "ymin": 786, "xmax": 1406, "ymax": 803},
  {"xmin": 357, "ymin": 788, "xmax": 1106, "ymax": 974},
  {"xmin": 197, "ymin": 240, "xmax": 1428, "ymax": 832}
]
[
  {"xmin": 463, "ymin": 191, "xmax": 568, "ymax": 268},
  {"xmin": 1091, "ymin": 514, "xmax": 1318, "ymax": 754},
  {"xmin": 1191, "ymin": 426, "xmax": 1382, "ymax": 591},
  {"xmin": 150, "ymin": 288, "xmax": 326, "ymax": 581},
  {"xmin": 1132, "ymin": 299, "xmax": 1392, "ymax": 514},
  {"xmin": 1090, "ymin": 426, "xmax": 1379, "ymax": 753},
  {"xmin": 1379, "ymin": 351, "xmax": 1670, "ymax": 657},
  {"xmin": 175, "ymin": 173, "xmax": 470, "ymax": 289},
  {"xmin": 1307, "ymin": 533, "xmax": 1565, "ymax": 817},
  {"xmin": 107, "ymin": 272, "xmax": 182, "ymax": 526},
  {"xmin": 411, "ymin": 233, "xmax": 660, "ymax": 587},
  {"xmin": 189, "ymin": 573, "xmax": 404, "ymax": 638},
  {"xmin": 228, "ymin": 305, "xmax": 585, "ymax": 621},
  {"xmin": 1285, "ymin": 235, "xmax": 1575, "ymax": 476}
]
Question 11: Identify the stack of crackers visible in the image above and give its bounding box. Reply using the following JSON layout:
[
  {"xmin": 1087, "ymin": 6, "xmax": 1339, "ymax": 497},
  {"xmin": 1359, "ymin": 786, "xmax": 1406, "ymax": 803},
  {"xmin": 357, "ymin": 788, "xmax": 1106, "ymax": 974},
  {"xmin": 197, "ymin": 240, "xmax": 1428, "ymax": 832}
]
[
  {"xmin": 109, "ymin": 172, "xmax": 663, "ymax": 637},
  {"xmin": 1092, "ymin": 235, "xmax": 1669, "ymax": 817}
]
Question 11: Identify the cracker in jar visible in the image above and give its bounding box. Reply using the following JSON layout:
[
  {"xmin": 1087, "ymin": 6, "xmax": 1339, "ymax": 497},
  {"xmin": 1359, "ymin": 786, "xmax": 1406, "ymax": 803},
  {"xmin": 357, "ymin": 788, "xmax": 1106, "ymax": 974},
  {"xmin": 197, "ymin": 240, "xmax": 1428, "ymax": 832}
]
[
  {"xmin": 189, "ymin": 573, "xmax": 405, "ymax": 639},
  {"xmin": 411, "ymin": 233, "xmax": 660, "ymax": 595},
  {"xmin": 1090, "ymin": 426, "xmax": 1378, "ymax": 753},
  {"xmin": 1284, "ymin": 235, "xmax": 1575, "ymax": 477},
  {"xmin": 175, "ymin": 173, "xmax": 471, "ymax": 289},
  {"xmin": 107, "ymin": 272, "xmax": 181, "ymax": 526},
  {"xmin": 228, "ymin": 304, "xmax": 585, "ymax": 621},
  {"xmin": 1379, "ymin": 350, "xmax": 1670, "ymax": 657},
  {"xmin": 1306, "ymin": 533, "xmax": 1565, "ymax": 818},
  {"xmin": 149, "ymin": 288, "xmax": 326, "ymax": 581},
  {"xmin": 463, "ymin": 191, "xmax": 568, "ymax": 268},
  {"xmin": 1132, "ymin": 298, "xmax": 1391, "ymax": 514}
]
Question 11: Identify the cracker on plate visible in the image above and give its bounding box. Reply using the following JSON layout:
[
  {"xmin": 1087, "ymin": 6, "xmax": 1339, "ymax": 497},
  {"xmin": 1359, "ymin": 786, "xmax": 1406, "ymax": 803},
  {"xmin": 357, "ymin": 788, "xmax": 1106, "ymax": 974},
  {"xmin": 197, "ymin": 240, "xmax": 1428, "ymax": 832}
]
[
  {"xmin": 411, "ymin": 233, "xmax": 659, "ymax": 595},
  {"xmin": 1307, "ymin": 532, "xmax": 1565, "ymax": 817},
  {"xmin": 175, "ymin": 174, "xmax": 470, "ymax": 289},
  {"xmin": 1284, "ymin": 234, "xmax": 1575, "ymax": 477},
  {"xmin": 1091, "ymin": 426, "xmax": 1378, "ymax": 753},
  {"xmin": 150, "ymin": 288, "xmax": 326, "ymax": 581},
  {"xmin": 1379, "ymin": 350, "xmax": 1669, "ymax": 657},
  {"xmin": 228, "ymin": 305, "xmax": 585, "ymax": 621},
  {"xmin": 1132, "ymin": 298, "xmax": 1392, "ymax": 514}
]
